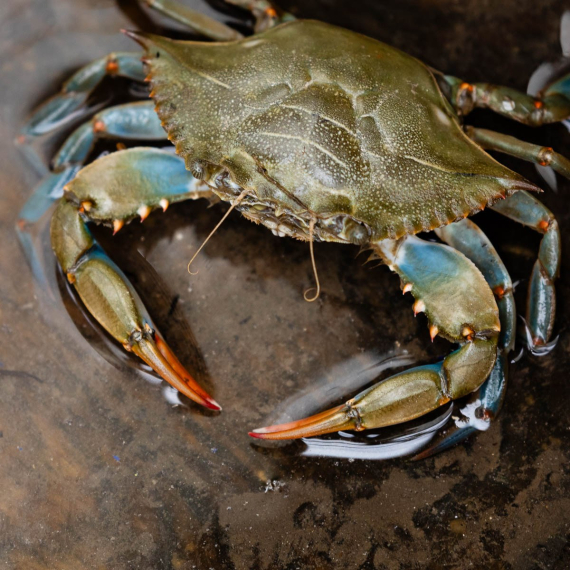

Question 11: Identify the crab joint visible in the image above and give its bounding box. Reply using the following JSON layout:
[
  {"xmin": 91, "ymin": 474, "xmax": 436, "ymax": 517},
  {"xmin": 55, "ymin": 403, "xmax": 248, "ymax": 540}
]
[
  {"xmin": 456, "ymin": 82, "xmax": 475, "ymax": 114},
  {"xmin": 538, "ymin": 146, "xmax": 554, "ymax": 166},
  {"xmin": 105, "ymin": 57, "xmax": 119, "ymax": 75},
  {"xmin": 492, "ymin": 285, "xmax": 506, "ymax": 299},
  {"xmin": 92, "ymin": 120, "xmax": 106, "ymax": 133},
  {"xmin": 538, "ymin": 219, "xmax": 551, "ymax": 232}
]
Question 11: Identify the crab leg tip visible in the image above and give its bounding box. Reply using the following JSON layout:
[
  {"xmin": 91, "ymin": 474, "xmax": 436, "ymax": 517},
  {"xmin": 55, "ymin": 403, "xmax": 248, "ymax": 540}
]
[
  {"xmin": 246, "ymin": 404, "xmax": 355, "ymax": 441},
  {"xmin": 203, "ymin": 397, "xmax": 222, "ymax": 412},
  {"xmin": 248, "ymin": 430, "xmax": 267, "ymax": 439},
  {"xmin": 130, "ymin": 335, "xmax": 220, "ymax": 411},
  {"xmin": 159, "ymin": 198, "xmax": 169, "ymax": 212}
]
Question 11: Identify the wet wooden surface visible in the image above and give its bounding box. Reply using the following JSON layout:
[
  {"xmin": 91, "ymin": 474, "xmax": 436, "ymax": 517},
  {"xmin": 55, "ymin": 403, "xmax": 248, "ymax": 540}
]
[{"xmin": 1, "ymin": 0, "xmax": 569, "ymax": 568}]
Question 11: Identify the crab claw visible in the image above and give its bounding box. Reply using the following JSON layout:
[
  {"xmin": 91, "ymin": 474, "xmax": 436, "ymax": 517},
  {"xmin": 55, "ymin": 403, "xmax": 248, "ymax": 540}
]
[
  {"xmin": 131, "ymin": 332, "xmax": 221, "ymax": 411},
  {"xmin": 249, "ymin": 363, "xmax": 451, "ymax": 441},
  {"xmin": 51, "ymin": 199, "xmax": 221, "ymax": 412},
  {"xmin": 249, "ymin": 403, "xmax": 359, "ymax": 440}
]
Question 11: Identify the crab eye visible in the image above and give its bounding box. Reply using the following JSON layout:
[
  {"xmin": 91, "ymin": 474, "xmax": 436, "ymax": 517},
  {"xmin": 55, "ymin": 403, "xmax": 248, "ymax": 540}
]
[{"xmin": 344, "ymin": 218, "xmax": 369, "ymax": 245}]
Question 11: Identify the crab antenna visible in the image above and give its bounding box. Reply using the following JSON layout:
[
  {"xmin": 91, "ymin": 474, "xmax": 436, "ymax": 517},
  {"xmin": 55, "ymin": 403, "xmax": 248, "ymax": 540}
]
[
  {"xmin": 187, "ymin": 189, "xmax": 249, "ymax": 275},
  {"xmin": 304, "ymin": 217, "xmax": 321, "ymax": 302}
]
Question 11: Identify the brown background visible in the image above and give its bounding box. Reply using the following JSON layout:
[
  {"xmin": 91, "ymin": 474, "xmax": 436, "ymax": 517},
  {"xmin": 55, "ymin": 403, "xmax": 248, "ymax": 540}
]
[{"xmin": 1, "ymin": 0, "xmax": 569, "ymax": 568}]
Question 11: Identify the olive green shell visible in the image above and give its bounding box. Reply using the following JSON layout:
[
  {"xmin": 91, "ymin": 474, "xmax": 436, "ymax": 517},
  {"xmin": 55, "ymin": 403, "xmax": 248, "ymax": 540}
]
[{"xmin": 133, "ymin": 20, "xmax": 537, "ymax": 241}]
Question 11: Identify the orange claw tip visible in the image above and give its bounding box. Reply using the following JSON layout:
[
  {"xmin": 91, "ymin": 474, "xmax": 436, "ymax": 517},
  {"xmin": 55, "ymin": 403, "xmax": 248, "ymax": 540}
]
[
  {"xmin": 159, "ymin": 198, "xmax": 169, "ymax": 212},
  {"xmin": 413, "ymin": 299, "xmax": 426, "ymax": 316},
  {"xmin": 246, "ymin": 404, "xmax": 357, "ymax": 441},
  {"xmin": 138, "ymin": 204, "xmax": 151, "ymax": 222},
  {"xmin": 113, "ymin": 219, "xmax": 124, "ymax": 234},
  {"xmin": 201, "ymin": 396, "xmax": 222, "ymax": 412},
  {"xmin": 130, "ymin": 333, "xmax": 221, "ymax": 412},
  {"xmin": 429, "ymin": 324, "xmax": 439, "ymax": 341}
]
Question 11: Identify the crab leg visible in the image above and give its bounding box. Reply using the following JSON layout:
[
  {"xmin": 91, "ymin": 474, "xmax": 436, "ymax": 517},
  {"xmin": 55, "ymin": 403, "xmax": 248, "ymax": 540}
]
[
  {"xmin": 492, "ymin": 191, "xmax": 560, "ymax": 351},
  {"xmin": 412, "ymin": 218, "xmax": 514, "ymax": 459},
  {"xmin": 443, "ymin": 72, "xmax": 570, "ymax": 126},
  {"xmin": 141, "ymin": 0, "xmax": 243, "ymax": 41},
  {"xmin": 52, "ymin": 101, "xmax": 165, "ymax": 170},
  {"xmin": 18, "ymin": 53, "xmax": 146, "ymax": 141},
  {"xmin": 250, "ymin": 236, "xmax": 500, "ymax": 440},
  {"xmin": 224, "ymin": 0, "xmax": 295, "ymax": 32},
  {"xmin": 17, "ymin": 101, "xmax": 168, "ymax": 283},
  {"xmin": 466, "ymin": 127, "xmax": 570, "ymax": 181},
  {"xmin": 51, "ymin": 147, "xmax": 220, "ymax": 409}
]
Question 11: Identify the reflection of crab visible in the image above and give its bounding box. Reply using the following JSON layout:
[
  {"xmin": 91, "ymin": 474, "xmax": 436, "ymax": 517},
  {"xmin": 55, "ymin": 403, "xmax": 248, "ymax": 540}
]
[{"xmin": 17, "ymin": 0, "xmax": 567, "ymax": 457}]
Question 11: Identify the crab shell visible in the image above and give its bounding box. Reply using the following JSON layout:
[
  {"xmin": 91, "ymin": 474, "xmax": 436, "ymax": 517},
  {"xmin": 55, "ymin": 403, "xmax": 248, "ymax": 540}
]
[{"xmin": 131, "ymin": 19, "xmax": 538, "ymax": 245}]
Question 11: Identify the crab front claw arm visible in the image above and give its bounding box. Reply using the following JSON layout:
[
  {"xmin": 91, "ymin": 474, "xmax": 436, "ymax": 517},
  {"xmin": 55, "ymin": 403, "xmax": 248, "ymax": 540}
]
[
  {"xmin": 51, "ymin": 147, "xmax": 220, "ymax": 410},
  {"xmin": 250, "ymin": 235, "xmax": 500, "ymax": 442}
]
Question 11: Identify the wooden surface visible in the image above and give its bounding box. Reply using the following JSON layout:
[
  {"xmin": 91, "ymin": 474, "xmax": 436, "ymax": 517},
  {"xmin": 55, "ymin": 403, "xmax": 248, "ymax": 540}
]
[{"xmin": 1, "ymin": 1, "xmax": 569, "ymax": 568}]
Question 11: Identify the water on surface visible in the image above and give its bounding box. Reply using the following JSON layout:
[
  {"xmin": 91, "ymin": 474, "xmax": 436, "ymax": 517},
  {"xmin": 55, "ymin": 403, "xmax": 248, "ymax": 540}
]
[{"xmin": 2, "ymin": 1, "xmax": 570, "ymax": 568}]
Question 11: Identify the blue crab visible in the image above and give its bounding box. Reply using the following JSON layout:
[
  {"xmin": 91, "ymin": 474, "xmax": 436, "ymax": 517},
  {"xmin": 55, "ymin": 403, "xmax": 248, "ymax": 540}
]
[{"xmin": 17, "ymin": 0, "xmax": 567, "ymax": 457}]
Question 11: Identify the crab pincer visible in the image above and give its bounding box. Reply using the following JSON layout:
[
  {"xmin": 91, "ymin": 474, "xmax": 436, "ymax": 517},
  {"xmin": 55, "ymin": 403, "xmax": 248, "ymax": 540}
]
[
  {"xmin": 50, "ymin": 148, "xmax": 220, "ymax": 411},
  {"xmin": 250, "ymin": 236, "xmax": 501, "ymax": 441}
]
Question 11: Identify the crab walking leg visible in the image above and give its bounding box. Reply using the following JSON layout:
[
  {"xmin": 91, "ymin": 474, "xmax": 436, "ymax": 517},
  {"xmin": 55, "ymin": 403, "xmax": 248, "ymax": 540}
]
[
  {"xmin": 443, "ymin": 72, "xmax": 570, "ymax": 126},
  {"xmin": 141, "ymin": 0, "xmax": 243, "ymax": 41},
  {"xmin": 491, "ymin": 191, "xmax": 561, "ymax": 350},
  {"xmin": 18, "ymin": 52, "xmax": 146, "ymax": 141},
  {"xmin": 224, "ymin": 0, "xmax": 295, "ymax": 32},
  {"xmin": 466, "ymin": 127, "xmax": 570, "ymax": 180},
  {"xmin": 17, "ymin": 101, "xmax": 167, "ymax": 278},
  {"xmin": 412, "ymin": 218, "xmax": 515, "ymax": 459},
  {"xmin": 52, "ymin": 101, "xmax": 166, "ymax": 170},
  {"xmin": 50, "ymin": 148, "xmax": 220, "ymax": 410},
  {"xmin": 249, "ymin": 236, "xmax": 501, "ymax": 440}
]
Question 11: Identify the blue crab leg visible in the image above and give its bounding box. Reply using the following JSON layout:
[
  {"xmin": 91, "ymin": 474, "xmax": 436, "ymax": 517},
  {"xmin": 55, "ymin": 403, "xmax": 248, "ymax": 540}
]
[
  {"xmin": 465, "ymin": 127, "xmax": 570, "ymax": 181},
  {"xmin": 491, "ymin": 191, "xmax": 561, "ymax": 352},
  {"xmin": 17, "ymin": 101, "xmax": 167, "ymax": 283},
  {"xmin": 412, "ymin": 218, "xmax": 514, "ymax": 459},
  {"xmin": 249, "ymin": 236, "xmax": 501, "ymax": 440},
  {"xmin": 52, "ymin": 101, "xmax": 165, "ymax": 170},
  {"xmin": 442, "ymin": 72, "xmax": 570, "ymax": 126},
  {"xmin": 18, "ymin": 52, "xmax": 146, "ymax": 141},
  {"xmin": 141, "ymin": 0, "xmax": 244, "ymax": 41},
  {"xmin": 224, "ymin": 0, "xmax": 296, "ymax": 32},
  {"xmin": 50, "ymin": 147, "xmax": 220, "ymax": 409}
]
